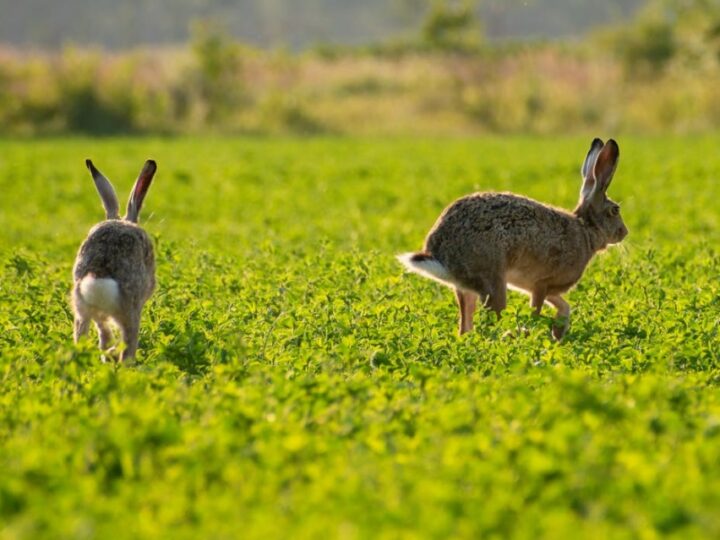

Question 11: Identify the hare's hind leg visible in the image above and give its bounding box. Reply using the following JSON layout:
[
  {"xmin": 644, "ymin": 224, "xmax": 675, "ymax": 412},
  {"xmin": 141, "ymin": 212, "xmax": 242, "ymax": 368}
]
[
  {"xmin": 72, "ymin": 285, "xmax": 91, "ymax": 343},
  {"xmin": 74, "ymin": 316, "xmax": 90, "ymax": 343},
  {"xmin": 472, "ymin": 275, "xmax": 506, "ymax": 317},
  {"xmin": 531, "ymin": 287, "xmax": 547, "ymax": 315},
  {"xmin": 455, "ymin": 288, "xmax": 478, "ymax": 335},
  {"xmin": 486, "ymin": 278, "xmax": 507, "ymax": 316},
  {"xmin": 458, "ymin": 275, "xmax": 506, "ymax": 335},
  {"xmin": 118, "ymin": 312, "xmax": 140, "ymax": 361},
  {"xmin": 546, "ymin": 295, "xmax": 570, "ymax": 340}
]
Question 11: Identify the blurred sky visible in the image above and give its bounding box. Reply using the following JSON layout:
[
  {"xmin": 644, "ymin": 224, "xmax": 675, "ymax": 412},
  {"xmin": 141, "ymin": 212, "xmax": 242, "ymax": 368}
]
[{"xmin": 0, "ymin": 0, "xmax": 644, "ymax": 49}]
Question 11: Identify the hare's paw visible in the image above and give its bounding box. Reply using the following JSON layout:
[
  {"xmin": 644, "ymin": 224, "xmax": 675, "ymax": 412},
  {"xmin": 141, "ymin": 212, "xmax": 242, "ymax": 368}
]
[
  {"xmin": 100, "ymin": 346, "xmax": 120, "ymax": 363},
  {"xmin": 502, "ymin": 326, "xmax": 530, "ymax": 340},
  {"xmin": 551, "ymin": 317, "xmax": 570, "ymax": 341}
]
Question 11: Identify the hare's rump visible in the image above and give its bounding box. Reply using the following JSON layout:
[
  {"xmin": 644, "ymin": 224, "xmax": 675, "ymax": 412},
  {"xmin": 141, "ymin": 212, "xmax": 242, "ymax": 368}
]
[{"xmin": 74, "ymin": 220, "xmax": 154, "ymax": 283}]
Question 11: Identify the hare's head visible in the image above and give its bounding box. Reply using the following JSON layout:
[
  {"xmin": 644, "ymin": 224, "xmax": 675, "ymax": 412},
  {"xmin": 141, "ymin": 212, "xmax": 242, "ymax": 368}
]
[
  {"xmin": 86, "ymin": 159, "xmax": 157, "ymax": 224},
  {"xmin": 575, "ymin": 138, "xmax": 628, "ymax": 246}
]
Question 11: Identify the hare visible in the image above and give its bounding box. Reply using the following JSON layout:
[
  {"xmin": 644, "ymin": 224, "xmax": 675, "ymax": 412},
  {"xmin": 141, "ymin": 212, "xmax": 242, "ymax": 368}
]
[
  {"xmin": 398, "ymin": 138, "xmax": 627, "ymax": 340},
  {"xmin": 72, "ymin": 159, "xmax": 157, "ymax": 361}
]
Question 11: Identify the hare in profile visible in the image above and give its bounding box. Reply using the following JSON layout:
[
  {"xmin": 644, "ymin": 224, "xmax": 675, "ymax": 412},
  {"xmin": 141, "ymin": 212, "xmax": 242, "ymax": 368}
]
[
  {"xmin": 72, "ymin": 159, "xmax": 157, "ymax": 360},
  {"xmin": 398, "ymin": 138, "xmax": 627, "ymax": 340}
]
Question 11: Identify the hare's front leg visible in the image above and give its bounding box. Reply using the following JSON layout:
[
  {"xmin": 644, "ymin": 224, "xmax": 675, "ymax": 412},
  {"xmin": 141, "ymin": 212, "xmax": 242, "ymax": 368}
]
[
  {"xmin": 546, "ymin": 295, "xmax": 570, "ymax": 340},
  {"xmin": 455, "ymin": 288, "xmax": 478, "ymax": 335},
  {"xmin": 96, "ymin": 320, "xmax": 119, "ymax": 363},
  {"xmin": 95, "ymin": 320, "xmax": 114, "ymax": 351}
]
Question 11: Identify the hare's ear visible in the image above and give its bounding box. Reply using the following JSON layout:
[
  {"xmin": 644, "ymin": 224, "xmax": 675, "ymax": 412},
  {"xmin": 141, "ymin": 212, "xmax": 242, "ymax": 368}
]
[
  {"xmin": 592, "ymin": 139, "xmax": 619, "ymax": 197},
  {"xmin": 86, "ymin": 159, "xmax": 120, "ymax": 219},
  {"xmin": 579, "ymin": 138, "xmax": 603, "ymax": 202},
  {"xmin": 125, "ymin": 160, "xmax": 157, "ymax": 223}
]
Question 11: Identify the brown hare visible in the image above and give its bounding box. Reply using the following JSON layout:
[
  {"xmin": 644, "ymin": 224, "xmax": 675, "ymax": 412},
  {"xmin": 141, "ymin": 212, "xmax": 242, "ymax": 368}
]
[
  {"xmin": 72, "ymin": 159, "xmax": 157, "ymax": 360},
  {"xmin": 398, "ymin": 138, "xmax": 627, "ymax": 340}
]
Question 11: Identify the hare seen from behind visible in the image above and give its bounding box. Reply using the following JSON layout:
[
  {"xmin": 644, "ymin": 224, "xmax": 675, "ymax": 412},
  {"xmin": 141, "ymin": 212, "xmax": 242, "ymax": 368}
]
[
  {"xmin": 72, "ymin": 159, "xmax": 157, "ymax": 361},
  {"xmin": 398, "ymin": 138, "xmax": 627, "ymax": 340}
]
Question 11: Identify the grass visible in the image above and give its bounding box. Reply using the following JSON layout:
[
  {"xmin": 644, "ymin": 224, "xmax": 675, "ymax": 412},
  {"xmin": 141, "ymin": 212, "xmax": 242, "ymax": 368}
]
[
  {"xmin": 1, "ymin": 135, "xmax": 720, "ymax": 538},
  {"xmin": 6, "ymin": 44, "xmax": 720, "ymax": 137}
]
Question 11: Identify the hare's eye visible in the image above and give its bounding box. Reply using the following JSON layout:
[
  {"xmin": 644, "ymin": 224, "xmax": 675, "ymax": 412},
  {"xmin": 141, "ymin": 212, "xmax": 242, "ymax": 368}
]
[{"xmin": 608, "ymin": 206, "xmax": 619, "ymax": 217}]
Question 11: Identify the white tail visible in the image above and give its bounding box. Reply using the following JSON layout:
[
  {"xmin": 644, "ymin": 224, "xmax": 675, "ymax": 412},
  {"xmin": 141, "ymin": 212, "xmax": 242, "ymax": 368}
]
[
  {"xmin": 78, "ymin": 275, "xmax": 120, "ymax": 313},
  {"xmin": 396, "ymin": 252, "xmax": 455, "ymax": 286}
]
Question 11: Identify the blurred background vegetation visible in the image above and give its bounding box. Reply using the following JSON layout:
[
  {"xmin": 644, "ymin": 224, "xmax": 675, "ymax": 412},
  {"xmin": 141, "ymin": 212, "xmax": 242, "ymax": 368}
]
[{"xmin": 1, "ymin": 0, "xmax": 719, "ymax": 135}]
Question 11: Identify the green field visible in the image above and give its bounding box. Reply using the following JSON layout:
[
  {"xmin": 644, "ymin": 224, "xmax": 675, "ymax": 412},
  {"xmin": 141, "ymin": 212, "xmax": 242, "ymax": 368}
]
[{"xmin": 1, "ymin": 136, "xmax": 720, "ymax": 538}]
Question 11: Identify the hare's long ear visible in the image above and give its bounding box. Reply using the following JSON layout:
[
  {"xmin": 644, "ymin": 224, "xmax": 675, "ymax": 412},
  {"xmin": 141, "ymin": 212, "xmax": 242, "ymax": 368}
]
[
  {"xmin": 86, "ymin": 159, "xmax": 120, "ymax": 219},
  {"xmin": 125, "ymin": 160, "xmax": 157, "ymax": 223},
  {"xmin": 579, "ymin": 138, "xmax": 603, "ymax": 203},
  {"xmin": 592, "ymin": 139, "xmax": 619, "ymax": 198}
]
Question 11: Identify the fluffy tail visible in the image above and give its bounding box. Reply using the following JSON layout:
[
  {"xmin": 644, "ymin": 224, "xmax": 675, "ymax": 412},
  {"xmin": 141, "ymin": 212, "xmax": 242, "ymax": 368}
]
[
  {"xmin": 78, "ymin": 274, "xmax": 121, "ymax": 313},
  {"xmin": 396, "ymin": 252, "xmax": 454, "ymax": 286}
]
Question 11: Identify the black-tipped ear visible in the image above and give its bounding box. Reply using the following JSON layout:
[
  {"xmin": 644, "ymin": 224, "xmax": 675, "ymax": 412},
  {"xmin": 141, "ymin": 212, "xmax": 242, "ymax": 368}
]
[
  {"xmin": 86, "ymin": 159, "xmax": 120, "ymax": 220},
  {"xmin": 581, "ymin": 138, "xmax": 604, "ymax": 179},
  {"xmin": 593, "ymin": 139, "xmax": 619, "ymax": 196},
  {"xmin": 125, "ymin": 160, "xmax": 157, "ymax": 223},
  {"xmin": 579, "ymin": 138, "xmax": 603, "ymax": 202}
]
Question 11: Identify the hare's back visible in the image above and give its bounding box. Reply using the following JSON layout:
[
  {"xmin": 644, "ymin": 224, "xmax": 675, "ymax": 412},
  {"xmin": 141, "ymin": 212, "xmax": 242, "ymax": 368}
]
[
  {"xmin": 74, "ymin": 221, "xmax": 154, "ymax": 281},
  {"xmin": 425, "ymin": 192, "xmax": 573, "ymax": 258}
]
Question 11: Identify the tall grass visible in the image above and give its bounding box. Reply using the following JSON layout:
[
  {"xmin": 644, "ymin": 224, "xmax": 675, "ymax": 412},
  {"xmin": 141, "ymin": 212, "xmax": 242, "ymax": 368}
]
[{"xmin": 2, "ymin": 35, "xmax": 720, "ymax": 136}]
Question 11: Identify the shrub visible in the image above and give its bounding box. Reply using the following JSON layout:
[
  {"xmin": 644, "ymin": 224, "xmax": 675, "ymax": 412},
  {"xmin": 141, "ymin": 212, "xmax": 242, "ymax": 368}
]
[
  {"xmin": 421, "ymin": 1, "xmax": 483, "ymax": 52},
  {"xmin": 614, "ymin": 18, "xmax": 677, "ymax": 78},
  {"xmin": 189, "ymin": 21, "xmax": 246, "ymax": 124}
]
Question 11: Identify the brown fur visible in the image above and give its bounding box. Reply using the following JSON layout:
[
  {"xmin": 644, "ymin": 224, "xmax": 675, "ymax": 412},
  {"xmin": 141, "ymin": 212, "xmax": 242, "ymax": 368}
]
[
  {"xmin": 399, "ymin": 139, "xmax": 627, "ymax": 339},
  {"xmin": 72, "ymin": 160, "xmax": 157, "ymax": 361}
]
